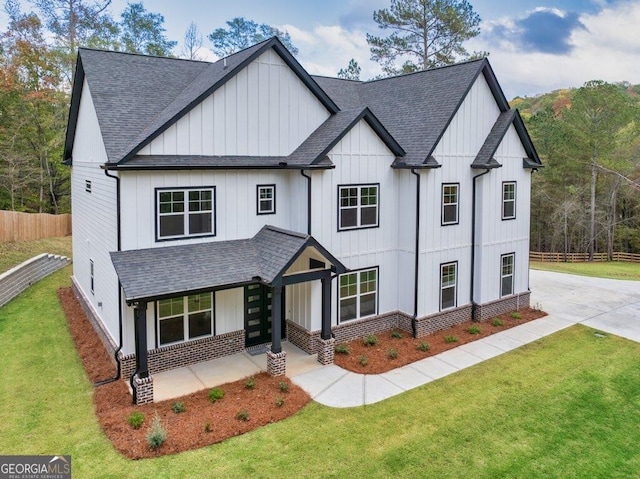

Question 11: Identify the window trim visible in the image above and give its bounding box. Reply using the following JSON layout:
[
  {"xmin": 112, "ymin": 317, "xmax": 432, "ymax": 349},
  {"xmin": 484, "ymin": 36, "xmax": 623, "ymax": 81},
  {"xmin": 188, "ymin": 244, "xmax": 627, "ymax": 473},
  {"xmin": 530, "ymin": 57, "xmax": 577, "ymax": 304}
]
[
  {"xmin": 155, "ymin": 186, "xmax": 216, "ymax": 242},
  {"xmin": 89, "ymin": 259, "xmax": 94, "ymax": 295},
  {"xmin": 441, "ymin": 183, "xmax": 460, "ymax": 226},
  {"xmin": 500, "ymin": 253, "xmax": 515, "ymax": 297},
  {"xmin": 502, "ymin": 181, "xmax": 517, "ymax": 221},
  {"xmin": 85, "ymin": 180, "xmax": 92, "ymax": 193},
  {"xmin": 439, "ymin": 261, "xmax": 458, "ymax": 311},
  {"xmin": 337, "ymin": 266, "xmax": 380, "ymax": 323},
  {"xmin": 155, "ymin": 292, "xmax": 216, "ymax": 348},
  {"xmin": 337, "ymin": 183, "xmax": 380, "ymax": 232},
  {"xmin": 256, "ymin": 184, "xmax": 276, "ymax": 215}
]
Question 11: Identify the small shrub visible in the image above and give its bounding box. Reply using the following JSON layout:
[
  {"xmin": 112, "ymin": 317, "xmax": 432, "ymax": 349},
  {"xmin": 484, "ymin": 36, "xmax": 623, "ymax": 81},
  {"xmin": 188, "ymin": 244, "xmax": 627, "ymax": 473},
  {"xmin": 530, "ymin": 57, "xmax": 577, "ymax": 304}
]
[
  {"xmin": 245, "ymin": 377, "xmax": 256, "ymax": 389},
  {"xmin": 417, "ymin": 342, "xmax": 430, "ymax": 352},
  {"xmin": 128, "ymin": 411, "xmax": 144, "ymax": 429},
  {"xmin": 171, "ymin": 402, "xmax": 185, "ymax": 414},
  {"xmin": 391, "ymin": 331, "xmax": 403, "ymax": 339},
  {"xmin": 491, "ymin": 318, "xmax": 504, "ymax": 327},
  {"xmin": 278, "ymin": 381, "xmax": 289, "ymax": 393},
  {"xmin": 444, "ymin": 335, "xmax": 458, "ymax": 343},
  {"xmin": 510, "ymin": 312, "xmax": 522, "ymax": 320},
  {"xmin": 335, "ymin": 344, "xmax": 350, "ymax": 355},
  {"xmin": 204, "ymin": 422, "xmax": 212, "ymax": 433},
  {"xmin": 364, "ymin": 335, "xmax": 378, "ymax": 346},
  {"xmin": 387, "ymin": 348, "xmax": 398, "ymax": 359},
  {"xmin": 236, "ymin": 410, "xmax": 250, "ymax": 421},
  {"xmin": 146, "ymin": 413, "xmax": 166, "ymax": 450},
  {"xmin": 208, "ymin": 387, "xmax": 225, "ymax": 403},
  {"xmin": 467, "ymin": 325, "xmax": 482, "ymax": 335},
  {"xmin": 359, "ymin": 355, "xmax": 369, "ymax": 366},
  {"xmin": 275, "ymin": 397, "xmax": 285, "ymax": 407}
]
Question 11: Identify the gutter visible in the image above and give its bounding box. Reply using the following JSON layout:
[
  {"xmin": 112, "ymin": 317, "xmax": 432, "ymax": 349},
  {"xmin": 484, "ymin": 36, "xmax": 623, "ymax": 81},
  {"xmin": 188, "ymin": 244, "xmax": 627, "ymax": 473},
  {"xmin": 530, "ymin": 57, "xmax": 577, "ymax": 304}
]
[
  {"xmin": 410, "ymin": 169, "xmax": 421, "ymax": 337},
  {"xmin": 95, "ymin": 167, "xmax": 123, "ymax": 386},
  {"xmin": 300, "ymin": 170, "xmax": 312, "ymax": 235},
  {"xmin": 470, "ymin": 168, "xmax": 491, "ymax": 321}
]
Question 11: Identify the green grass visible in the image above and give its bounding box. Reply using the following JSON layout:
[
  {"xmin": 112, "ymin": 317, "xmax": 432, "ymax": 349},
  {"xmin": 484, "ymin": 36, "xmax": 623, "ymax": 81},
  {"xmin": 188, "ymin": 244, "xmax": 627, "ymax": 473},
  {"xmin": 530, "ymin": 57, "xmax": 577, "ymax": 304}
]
[
  {"xmin": 531, "ymin": 261, "xmax": 640, "ymax": 281},
  {"xmin": 3, "ymin": 268, "xmax": 640, "ymax": 478},
  {"xmin": 0, "ymin": 236, "xmax": 72, "ymax": 273}
]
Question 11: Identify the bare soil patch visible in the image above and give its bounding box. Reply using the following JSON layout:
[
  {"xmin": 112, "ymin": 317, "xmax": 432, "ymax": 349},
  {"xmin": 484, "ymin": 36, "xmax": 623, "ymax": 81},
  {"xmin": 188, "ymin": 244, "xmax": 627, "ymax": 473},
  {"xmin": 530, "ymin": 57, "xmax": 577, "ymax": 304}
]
[
  {"xmin": 334, "ymin": 308, "xmax": 547, "ymax": 374},
  {"xmin": 57, "ymin": 288, "xmax": 310, "ymax": 459}
]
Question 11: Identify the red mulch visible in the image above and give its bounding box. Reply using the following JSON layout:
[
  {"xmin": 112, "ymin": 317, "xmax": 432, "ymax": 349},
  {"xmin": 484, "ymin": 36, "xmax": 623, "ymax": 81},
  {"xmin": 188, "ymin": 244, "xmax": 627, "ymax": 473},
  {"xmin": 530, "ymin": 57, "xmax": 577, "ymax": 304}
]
[
  {"xmin": 57, "ymin": 288, "xmax": 311, "ymax": 459},
  {"xmin": 334, "ymin": 307, "xmax": 547, "ymax": 374}
]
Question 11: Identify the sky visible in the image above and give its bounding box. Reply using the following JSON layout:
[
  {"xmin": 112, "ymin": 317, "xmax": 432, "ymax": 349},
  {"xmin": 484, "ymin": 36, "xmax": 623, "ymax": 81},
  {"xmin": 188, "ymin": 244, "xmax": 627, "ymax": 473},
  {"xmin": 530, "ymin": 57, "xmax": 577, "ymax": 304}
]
[{"xmin": 14, "ymin": 0, "xmax": 640, "ymax": 98}]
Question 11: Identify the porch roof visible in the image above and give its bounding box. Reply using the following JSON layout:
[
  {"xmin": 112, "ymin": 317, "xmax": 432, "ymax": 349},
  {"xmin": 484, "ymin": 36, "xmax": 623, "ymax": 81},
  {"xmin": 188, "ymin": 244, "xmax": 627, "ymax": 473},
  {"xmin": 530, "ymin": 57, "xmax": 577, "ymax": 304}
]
[{"xmin": 110, "ymin": 225, "xmax": 347, "ymax": 303}]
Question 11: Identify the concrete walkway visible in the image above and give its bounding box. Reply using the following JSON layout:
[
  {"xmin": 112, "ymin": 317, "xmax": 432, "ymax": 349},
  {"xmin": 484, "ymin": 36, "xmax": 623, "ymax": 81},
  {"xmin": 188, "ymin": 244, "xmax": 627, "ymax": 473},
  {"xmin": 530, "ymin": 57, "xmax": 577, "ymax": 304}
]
[{"xmin": 291, "ymin": 270, "xmax": 640, "ymax": 408}]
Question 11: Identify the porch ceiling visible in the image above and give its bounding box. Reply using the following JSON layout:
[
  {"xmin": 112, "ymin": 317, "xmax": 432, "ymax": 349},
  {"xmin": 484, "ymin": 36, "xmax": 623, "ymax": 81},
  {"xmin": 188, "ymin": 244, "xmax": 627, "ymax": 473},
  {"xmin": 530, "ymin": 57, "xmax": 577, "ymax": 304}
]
[{"xmin": 110, "ymin": 225, "xmax": 347, "ymax": 303}]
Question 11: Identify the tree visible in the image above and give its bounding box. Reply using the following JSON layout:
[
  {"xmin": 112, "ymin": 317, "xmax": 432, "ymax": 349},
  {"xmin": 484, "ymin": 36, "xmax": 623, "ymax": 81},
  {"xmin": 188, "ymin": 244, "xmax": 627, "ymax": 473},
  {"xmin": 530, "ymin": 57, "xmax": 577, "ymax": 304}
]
[
  {"xmin": 337, "ymin": 58, "xmax": 361, "ymax": 80},
  {"xmin": 118, "ymin": 2, "xmax": 176, "ymax": 56},
  {"xmin": 208, "ymin": 17, "xmax": 298, "ymax": 57},
  {"xmin": 367, "ymin": 0, "xmax": 481, "ymax": 76},
  {"xmin": 181, "ymin": 21, "xmax": 203, "ymax": 60}
]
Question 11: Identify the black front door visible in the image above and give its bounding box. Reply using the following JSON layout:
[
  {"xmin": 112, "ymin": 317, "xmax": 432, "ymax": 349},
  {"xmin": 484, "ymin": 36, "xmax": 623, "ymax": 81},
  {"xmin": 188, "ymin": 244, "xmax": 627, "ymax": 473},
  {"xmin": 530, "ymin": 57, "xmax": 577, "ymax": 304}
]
[{"xmin": 244, "ymin": 284, "xmax": 273, "ymax": 346}]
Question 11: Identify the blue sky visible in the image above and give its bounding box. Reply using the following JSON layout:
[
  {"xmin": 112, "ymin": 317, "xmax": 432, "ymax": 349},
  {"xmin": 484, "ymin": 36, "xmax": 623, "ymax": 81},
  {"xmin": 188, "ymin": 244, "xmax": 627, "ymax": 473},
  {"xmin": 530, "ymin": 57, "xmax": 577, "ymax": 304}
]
[{"xmin": 20, "ymin": 0, "xmax": 640, "ymax": 97}]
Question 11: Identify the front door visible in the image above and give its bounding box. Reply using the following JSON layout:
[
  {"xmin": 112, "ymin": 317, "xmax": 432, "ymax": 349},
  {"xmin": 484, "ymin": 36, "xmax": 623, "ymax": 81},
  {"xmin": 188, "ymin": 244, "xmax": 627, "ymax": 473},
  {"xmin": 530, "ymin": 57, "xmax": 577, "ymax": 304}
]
[{"xmin": 244, "ymin": 284, "xmax": 272, "ymax": 347}]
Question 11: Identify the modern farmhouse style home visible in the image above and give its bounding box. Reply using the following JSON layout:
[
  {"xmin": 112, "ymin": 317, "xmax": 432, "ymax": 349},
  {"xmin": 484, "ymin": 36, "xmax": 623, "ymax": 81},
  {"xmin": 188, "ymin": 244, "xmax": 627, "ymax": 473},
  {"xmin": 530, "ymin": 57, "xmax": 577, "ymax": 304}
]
[{"xmin": 64, "ymin": 37, "xmax": 541, "ymax": 404}]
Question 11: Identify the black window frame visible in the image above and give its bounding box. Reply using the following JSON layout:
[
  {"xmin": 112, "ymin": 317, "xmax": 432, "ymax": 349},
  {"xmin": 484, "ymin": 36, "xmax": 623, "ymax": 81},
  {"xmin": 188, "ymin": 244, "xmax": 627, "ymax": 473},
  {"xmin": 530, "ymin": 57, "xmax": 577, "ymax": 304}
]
[
  {"xmin": 500, "ymin": 253, "xmax": 515, "ymax": 297},
  {"xmin": 337, "ymin": 183, "xmax": 380, "ymax": 231},
  {"xmin": 502, "ymin": 181, "xmax": 517, "ymax": 221},
  {"xmin": 256, "ymin": 184, "xmax": 276, "ymax": 215},
  {"xmin": 441, "ymin": 183, "xmax": 460, "ymax": 226},
  {"xmin": 155, "ymin": 292, "xmax": 216, "ymax": 348},
  {"xmin": 337, "ymin": 266, "xmax": 380, "ymax": 323},
  {"xmin": 89, "ymin": 259, "xmax": 94, "ymax": 295},
  {"xmin": 155, "ymin": 186, "xmax": 216, "ymax": 242},
  {"xmin": 85, "ymin": 180, "xmax": 92, "ymax": 193},
  {"xmin": 439, "ymin": 261, "xmax": 458, "ymax": 311}
]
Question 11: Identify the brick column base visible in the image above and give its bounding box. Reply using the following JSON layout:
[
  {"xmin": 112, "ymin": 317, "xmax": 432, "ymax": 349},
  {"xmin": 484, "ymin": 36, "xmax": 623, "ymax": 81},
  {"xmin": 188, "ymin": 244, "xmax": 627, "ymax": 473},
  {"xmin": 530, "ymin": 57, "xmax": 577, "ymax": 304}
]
[
  {"xmin": 317, "ymin": 337, "xmax": 335, "ymax": 365},
  {"xmin": 133, "ymin": 374, "xmax": 154, "ymax": 405},
  {"xmin": 266, "ymin": 350, "xmax": 287, "ymax": 376}
]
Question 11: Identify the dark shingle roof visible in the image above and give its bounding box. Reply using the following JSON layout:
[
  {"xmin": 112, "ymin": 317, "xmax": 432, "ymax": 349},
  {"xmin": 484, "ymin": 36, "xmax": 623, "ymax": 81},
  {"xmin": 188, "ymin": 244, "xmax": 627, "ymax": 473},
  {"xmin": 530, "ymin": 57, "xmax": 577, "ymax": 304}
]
[{"xmin": 110, "ymin": 225, "xmax": 347, "ymax": 302}]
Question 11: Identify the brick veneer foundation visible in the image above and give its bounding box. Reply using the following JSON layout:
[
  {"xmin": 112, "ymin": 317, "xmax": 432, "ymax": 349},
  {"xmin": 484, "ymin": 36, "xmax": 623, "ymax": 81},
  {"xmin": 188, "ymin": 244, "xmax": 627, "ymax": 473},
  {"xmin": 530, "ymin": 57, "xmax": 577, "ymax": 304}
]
[
  {"xmin": 317, "ymin": 338, "xmax": 335, "ymax": 365},
  {"xmin": 473, "ymin": 292, "xmax": 531, "ymax": 321},
  {"xmin": 132, "ymin": 374, "xmax": 154, "ymax": 405},
  {"xmin": 414, "ymin": 305, "xmax": 473, "ymax": 337},
  {"xmin": 286, "ymin": 320, "xmax": 320, "ymax": 354},
  {"xmin": 332, "ymin": 311, "xmax": 405, "ymax": 343},
  {"xmin": 71, "ymin": 278, "xmax": 118, "ymax": 356},
  {"xmin": 266, "ymin": 350, "xmax": 287, "ymax": 376}
]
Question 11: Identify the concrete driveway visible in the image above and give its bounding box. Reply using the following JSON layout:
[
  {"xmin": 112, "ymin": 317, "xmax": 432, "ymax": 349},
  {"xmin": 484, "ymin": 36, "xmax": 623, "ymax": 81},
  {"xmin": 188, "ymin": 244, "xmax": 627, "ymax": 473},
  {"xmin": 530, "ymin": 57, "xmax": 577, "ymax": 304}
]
[{"xmin": 529, "ymin": 269, "xmax": 640, "ymax": 342}]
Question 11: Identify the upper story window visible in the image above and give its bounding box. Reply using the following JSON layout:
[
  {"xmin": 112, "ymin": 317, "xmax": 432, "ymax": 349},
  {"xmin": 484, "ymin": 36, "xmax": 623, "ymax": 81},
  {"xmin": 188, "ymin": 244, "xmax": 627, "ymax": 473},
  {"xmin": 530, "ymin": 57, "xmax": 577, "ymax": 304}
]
[
  {"xmin": 257, "ymin": 184, "xmax": 276, "ymax": 215},
  {"xmin": 85, "ymin": 180, "xmax": 92, "ymax": 193},
  {"xmin": 89, "ymin": 259, "xmax": 94, "ymax": 294},
  {"xmin": 157, "ymin": 293, "xmax": 213, "ymax": 346},
  {"xmin": 440, "ymin": 261, "xmax": 457, "ymax": 310},
  {"xmin": 339, "ymin": 267, "xmax": 378, "ymax": 322},
  {"xmin": 502, "ymin": 182, "xmax": 516, "ymax": 220},
  {"xmin": 156, "ymin": 187, "xmax": 215, "ymax": 241},
  {"xmin": 338, "ymin": 184, "xmax": 379, "ymax": 231},
  {"xmin": 501, "ymin": 253, "xmax": 515, "ymax": 297},
  {"xmin": 442, "ymin": 183, "xmax": 459, "ymax": 225}
]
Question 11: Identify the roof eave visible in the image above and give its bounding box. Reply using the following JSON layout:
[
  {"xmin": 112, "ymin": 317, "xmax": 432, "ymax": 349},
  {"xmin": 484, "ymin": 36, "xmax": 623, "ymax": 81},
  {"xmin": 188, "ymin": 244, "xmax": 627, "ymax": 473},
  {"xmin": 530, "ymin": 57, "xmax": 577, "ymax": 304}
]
[{"xmin": 63, "ymin": 54, "xmax": 85, "ymax": 165}]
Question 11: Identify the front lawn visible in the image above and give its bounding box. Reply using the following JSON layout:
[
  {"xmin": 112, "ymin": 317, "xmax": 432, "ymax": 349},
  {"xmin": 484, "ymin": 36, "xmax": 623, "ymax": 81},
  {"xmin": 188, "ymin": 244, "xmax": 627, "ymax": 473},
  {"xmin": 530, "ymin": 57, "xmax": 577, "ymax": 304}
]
[
  {"xmin": 531, "ymin": 260, "xmax": 640, "ymax": 281},
  {"xmin": 2, "ymin": 267, "xmax": 640, "ymax": 478}
]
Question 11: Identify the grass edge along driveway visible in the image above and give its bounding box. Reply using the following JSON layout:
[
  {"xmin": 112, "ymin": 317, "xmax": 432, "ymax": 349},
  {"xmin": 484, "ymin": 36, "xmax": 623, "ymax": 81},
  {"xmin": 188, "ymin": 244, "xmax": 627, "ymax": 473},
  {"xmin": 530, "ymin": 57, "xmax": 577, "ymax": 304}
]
[
  {"xmin": 2, "ymin": 267, "xmax": 640, "ymax": 478},
  {"xmin": 531, "ymin": 260, "xmax": 640, "ymax": 281}
]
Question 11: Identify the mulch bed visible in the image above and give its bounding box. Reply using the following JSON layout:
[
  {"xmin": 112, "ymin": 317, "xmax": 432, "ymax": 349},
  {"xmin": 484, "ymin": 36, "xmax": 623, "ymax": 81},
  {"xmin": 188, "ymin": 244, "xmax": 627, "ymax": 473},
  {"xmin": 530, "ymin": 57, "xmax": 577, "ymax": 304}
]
[
  {"xmin": 57, "ymin": 288, "xmax": 311, "ymax": 459},
  {"xmin": 334, "ymin": 307, "xmax": 548, "ymax": 374}
]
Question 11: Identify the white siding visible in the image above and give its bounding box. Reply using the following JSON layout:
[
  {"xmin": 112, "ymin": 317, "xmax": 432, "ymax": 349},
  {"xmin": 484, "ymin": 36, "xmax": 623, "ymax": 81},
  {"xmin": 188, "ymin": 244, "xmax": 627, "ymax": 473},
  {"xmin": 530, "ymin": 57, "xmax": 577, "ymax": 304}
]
[
  {"xmin": 139, "ymin": 49, "xmax": 330, "ymax": 157},
  {"xmin": 215, "ymin": 288, "xmax": 244, "ymax": 335}
]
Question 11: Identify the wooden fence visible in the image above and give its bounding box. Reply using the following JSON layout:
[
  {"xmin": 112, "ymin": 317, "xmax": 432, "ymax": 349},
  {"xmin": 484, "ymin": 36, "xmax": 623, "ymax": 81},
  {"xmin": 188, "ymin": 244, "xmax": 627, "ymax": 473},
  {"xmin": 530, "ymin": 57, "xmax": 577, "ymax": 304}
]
[
  {"xmin": 0, "ymin": 210, "xmax": 71, "ymax": 242},
  {"xmin": 530, "ymin": 251, "xmax": 640, "ymax": 263}
]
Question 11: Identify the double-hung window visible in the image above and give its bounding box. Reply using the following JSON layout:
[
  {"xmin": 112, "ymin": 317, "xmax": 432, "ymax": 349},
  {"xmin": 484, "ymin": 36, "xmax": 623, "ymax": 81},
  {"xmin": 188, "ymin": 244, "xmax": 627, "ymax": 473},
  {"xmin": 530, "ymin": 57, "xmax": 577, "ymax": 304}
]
[
  {"xmin": 89, "ymin": 259, "xmax": 94, "ymax": 294},
  {"xmin": 501, "ymin": 253, "xmax": 515, "ymax": 297},
  {"xmin": 440, "ymin": 262, "xmax": 457, "ymax": 310},
  {"xmin": 338, "ymin": 184, "xmax": 379, "ymax": 230},
  {"xmin": 339, "ymin": 268, "xmax": 378, "ymax": 322},
  {"xmin": 257, "ymin": 184, "xmax": 276, "ymax": 215},
  {"xmin": 157, "ymin": 187, "xmax": 215, "ymax": 240},
  {"xmin": 442, "ymin": 183, "xmax": 459, "ymax": 225},
  {"xmin": 157, "ymin": 293, "xmax": 213, "ymax": 346},
  {"xmin": 502, "ymin": 182, "xmax": 516, "ymax": 220}
]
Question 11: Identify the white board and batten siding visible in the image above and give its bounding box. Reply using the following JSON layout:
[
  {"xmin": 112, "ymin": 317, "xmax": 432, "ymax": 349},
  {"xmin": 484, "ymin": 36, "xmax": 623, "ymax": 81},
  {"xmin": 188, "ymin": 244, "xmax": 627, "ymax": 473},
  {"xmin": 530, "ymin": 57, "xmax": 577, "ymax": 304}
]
[
  {"xmin": 71, "ymin": 78, "xmax": 121, "ymax": 343},
  {"xmin": 138, "ymin": 49, "xmax": 330, "ymax": 158}
]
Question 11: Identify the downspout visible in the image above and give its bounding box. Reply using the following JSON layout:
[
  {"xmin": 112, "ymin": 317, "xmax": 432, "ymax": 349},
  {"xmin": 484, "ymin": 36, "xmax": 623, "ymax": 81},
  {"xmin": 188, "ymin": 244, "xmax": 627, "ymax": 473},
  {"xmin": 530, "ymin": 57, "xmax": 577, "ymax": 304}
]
[
  {"xmin": 470, "ymin": 169, "xmax": 490, "ymax": 322},
  {"xmin": 410, "ymin": 169, "xmax": 420, "ymax": 338},
  {"xmin": 95, "ymin": 167, "xmax": 123, "ymax": 386},
  {"xmin": 300, "ymin": 170, "xmax": 312, "ymax": 235}
]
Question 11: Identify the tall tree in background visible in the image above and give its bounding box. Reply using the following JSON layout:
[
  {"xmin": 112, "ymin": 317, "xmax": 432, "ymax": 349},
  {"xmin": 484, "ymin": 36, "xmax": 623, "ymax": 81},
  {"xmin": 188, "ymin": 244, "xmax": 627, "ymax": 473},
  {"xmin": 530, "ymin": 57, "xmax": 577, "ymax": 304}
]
[
  {"xmin": 118, "ymin": 2, "xmax": 175, "ymax": 56},
  {"xmin": 337, "ymin": 58, "xmax": 361, "ymax": 80},
  {"xmin": 208, "ymin": 17, "xmax": 298, "ymax": 57},
  {"xmin": 367, "ymin": 0, "xmax": 481, "ymax": 76},
  {"xmin": 181, "ymin": 21, "xmax": 203, "ymax": 60}
]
